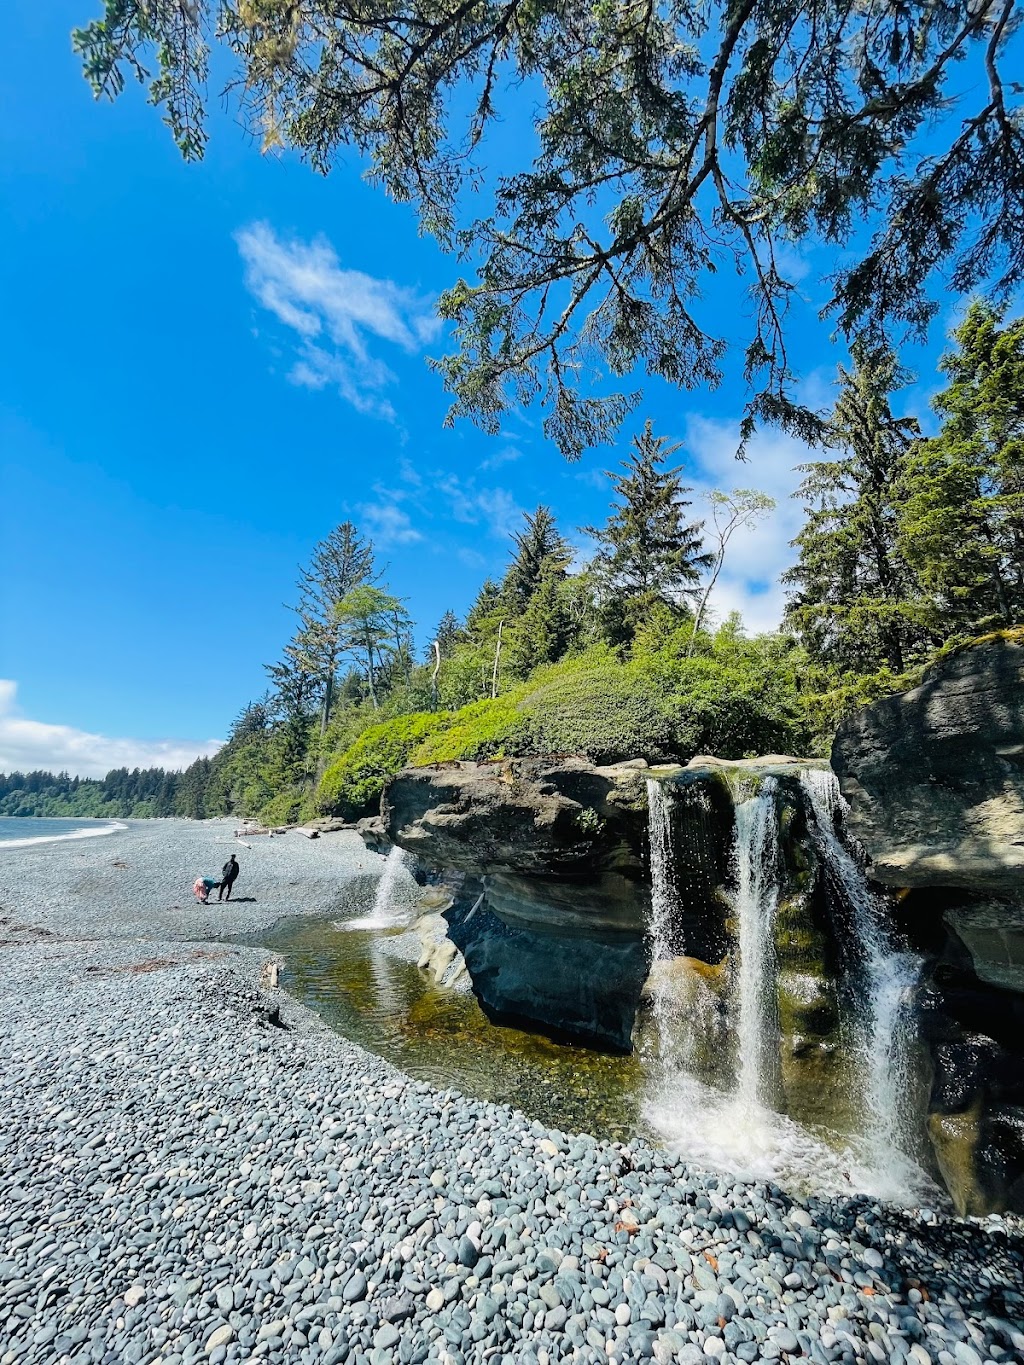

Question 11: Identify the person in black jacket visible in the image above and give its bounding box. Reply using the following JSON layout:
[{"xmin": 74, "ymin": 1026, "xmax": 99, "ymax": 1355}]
[{"xmin": 218, "ymin": 854, "xmax": 239, "ymax": 901}]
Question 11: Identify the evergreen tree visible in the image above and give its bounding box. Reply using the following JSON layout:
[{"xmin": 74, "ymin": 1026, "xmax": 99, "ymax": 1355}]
[
  {"xmin": 174, "ymin": 756, "xmax": 211, "ymax": 819},
  {"xmin": 229, "ymin": 699, "xmax": 270, "ymax": 742},
  {"xmin": 430, "ymin": 610, "xmax": 466, "ymax": 660},
  {"xmin": 506, "ymin": 570, "xmax": 572, "ymax": 679},
  {"xmin": 784, "ymin": 347, "xmax": 929, "ymax": 675},
  {"xmin": 335, "ymin": 585, "xmax": 412, "ymax": 710},
  {"xmin": 293, "ymin": 522, "xmax": 379, "ymax": 736},
  {"xmin": 501, "ymin": 507, "xmax": 572, "ymax": 613},
  {"xmin": 78, "ymin": 3, "xmax": 1024, "ymax": 460},
  {"xmin": 465, "ymin": 579, "xmax": 503, "ymax": 642},
  {"xmin": 898, "ymin": 302, "xmax": 1024, "ymax": 631},
  {"xmin": 584, "ymin": 421, "xmax": 710, "ymax": 639}
]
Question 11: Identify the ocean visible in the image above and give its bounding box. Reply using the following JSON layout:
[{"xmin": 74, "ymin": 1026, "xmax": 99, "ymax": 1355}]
[{"xmin": 0, "ymin": 816, "xmax": 126, "ymax": 848}]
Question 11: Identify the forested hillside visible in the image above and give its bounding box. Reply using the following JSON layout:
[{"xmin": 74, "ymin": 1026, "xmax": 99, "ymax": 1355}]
[
  {"xmin": 6, "ymin": 302, "xmax": 1022, "ymax": 824},
  {"xmin": 0, "ymin": 763, "xmax": 211, "ymax": 819}
]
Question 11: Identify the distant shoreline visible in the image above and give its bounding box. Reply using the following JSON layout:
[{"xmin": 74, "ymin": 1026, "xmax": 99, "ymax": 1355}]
[{"xmin": 0, "ymin": 817, "xmax": 128, "ymax": 850}]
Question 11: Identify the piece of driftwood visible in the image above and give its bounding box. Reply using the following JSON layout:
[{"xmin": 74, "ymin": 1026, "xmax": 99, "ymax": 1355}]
[{"xmin": 294, "ymin": 826, "xmax": 320, "ymax": 839}]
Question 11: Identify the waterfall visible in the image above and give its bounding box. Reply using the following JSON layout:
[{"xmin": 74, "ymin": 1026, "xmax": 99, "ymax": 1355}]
[
  {"xmin": 800, "ymin": 769, "xmax": 924, "ymax": 1186},
  {"xmin": 644, "ymin": 768, "xmax": 934, "ymax": 1203},
  {"xmin": 646, "ymin": 778, "xmax": 679, "ymax": 966},
  {"xmin": 732, "ymin": 779, "xmax": 780, "ymax": 1109},
  {"xmin": 343, "ymin": 845, "xmax": 417, "ymax": 930}
]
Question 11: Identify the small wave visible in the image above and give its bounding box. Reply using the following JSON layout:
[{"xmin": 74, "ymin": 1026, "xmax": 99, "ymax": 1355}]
[{"xmin": 0, "ymin": 820, "xmax": 128, "ymax": 851}]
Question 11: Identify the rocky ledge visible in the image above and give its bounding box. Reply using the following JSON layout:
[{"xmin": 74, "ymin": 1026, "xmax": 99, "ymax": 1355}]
[
  {"xmin": 832, "ymin": 632, "xmax": 1024, "ymax": 893},
  {"xmin": 382, "ymin": 757, "xmax": 651, "ymax": 881}
]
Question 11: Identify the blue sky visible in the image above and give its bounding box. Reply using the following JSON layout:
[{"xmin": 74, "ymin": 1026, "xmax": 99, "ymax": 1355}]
[{"xmin": 0, "ymin": 2, "xmax": 983, "ymax": 776}]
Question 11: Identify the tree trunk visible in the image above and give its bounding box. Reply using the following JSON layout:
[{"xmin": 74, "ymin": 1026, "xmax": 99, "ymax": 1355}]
[
  {"xmin": 365, "ymin": 637, "xmax": 378, "ymax": 710},
  {"xmin": 491, "ymin": 621, "xmax": 504, "ymax": 700}
]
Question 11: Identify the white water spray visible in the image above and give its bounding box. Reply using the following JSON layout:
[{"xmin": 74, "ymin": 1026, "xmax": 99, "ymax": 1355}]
[
  {"xmin": 644, "ymin": 769, "xmax": 934, "ymax": 1202},
  {"xmin": 800, "ymin": 769, "xmax": 926, "ymax": 1193},
  {"xmin": 732, "ymin": 779, "xmax": 780, "ymax": 1109},
  {"xmin": 343, "ymin": 845, "xmax": 418, "ymax": 930}
]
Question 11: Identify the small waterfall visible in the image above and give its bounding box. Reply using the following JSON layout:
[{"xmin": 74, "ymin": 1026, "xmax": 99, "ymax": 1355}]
[
  {"xmin": 646, "ymin": 778, "xmax": 679, "ymax": 964},
  {"xmin": 800, "ymin": 769, "xmax": 925, "ymax": 1190},
  {"xmin": 732, "ymin": 779, "xmax": 780, "ymax": 1109},
  {"xmin": 343, "ymin": 845, "xmax": 417, "ymax": 930},
  {"xmin": 644, "ymin": 767, "xmax": 934, "ymax": 1202}
]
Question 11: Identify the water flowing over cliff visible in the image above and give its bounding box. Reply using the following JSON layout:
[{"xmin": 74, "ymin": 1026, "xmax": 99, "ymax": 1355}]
[{"xmin": 642, "ymin": 765, "xmax": 935, "ymax": 1204}]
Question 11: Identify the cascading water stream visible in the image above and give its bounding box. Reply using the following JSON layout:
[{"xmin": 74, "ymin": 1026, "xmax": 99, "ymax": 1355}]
[
  {"xmin": 644, "ymin": 780, "xmax": 723, "ymax": 1080},
  {"xmin": 644, "ymin": 770, "xmax": 934, "ymax": 1203},
  {"xmin": 342, "ymin": 845, "xmax": 417, "ymax": 930},
  {"xmin": 732, "ymin": 779, "xmax": 780, "ymax": 1110},
  {"xmin": 800, "ymin": 769, "xmax": 927, "ymax": 1193},
  {"xmin": 645, "ymin": 778, "xmax": 679, "ymax": 968}
]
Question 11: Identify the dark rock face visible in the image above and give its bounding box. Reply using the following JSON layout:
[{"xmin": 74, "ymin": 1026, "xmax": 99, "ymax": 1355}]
[
  {"xmin": 919, "ymin": 961, "xmax": 1024, "ymax": 1215},
  {"xmin": 383, "ymin": 758, "xmax": 649, "ymax": 880},
  {"xmin": 383, "ymin": 759, "xmax": 652, "ymax": 1050},
  {"xmin": 832, "ymin": 634, "xmax": 1024, "ymax": 892},
  {"xmin": 444, "ymin": 874, "xmax": 650, "ymax": 1053}
]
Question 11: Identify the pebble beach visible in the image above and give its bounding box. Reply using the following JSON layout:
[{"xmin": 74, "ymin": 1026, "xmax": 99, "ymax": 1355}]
[{"xmin": 1, "ymin": 821, "xmax": 1022, "ymax": 1365}]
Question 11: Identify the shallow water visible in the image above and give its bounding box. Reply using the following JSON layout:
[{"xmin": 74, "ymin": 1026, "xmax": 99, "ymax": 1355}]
[
  {"xmin": 256, "ymin": 868, "xmax": 941, "ymax": 1206},
  {"xmin": 259, "ymin": 910, "xmax": 647, "ymax": 1142}
]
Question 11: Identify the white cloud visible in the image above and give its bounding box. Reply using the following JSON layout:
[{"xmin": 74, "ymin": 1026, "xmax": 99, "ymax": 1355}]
[
  {"xmin": 235, "ymin": 222, "xmax": 440, "ymax": 420},
  {"xmin": 684, "ymin": 416, "xmax": 815, "ymax": 634},
  {"xmin": 359, "ymin": 500, "xmax": 423, "ymax": 547},
  {"xmin": 480, "ymin": 443, "xmax": 523, "ymax": 471},
  {"xmin": 436, "ymin": 476, "xmax": 523, "ymax": 540},
  {"xmin": 0, "ymin": 682, "xmax": 222, "ymax": 781}
]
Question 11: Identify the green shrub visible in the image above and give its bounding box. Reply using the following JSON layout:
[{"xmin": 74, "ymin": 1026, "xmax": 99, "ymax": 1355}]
[
  {"xmin": 409, "ymin": 694, "xmax": 528, "ymax": 765},
  {"xmin": 520, "ymin": 663, "xmax": 675, "ymax": 763},
  {"xmin": 259, "ymin": 789, "xmax": 303, "ymax": 826},
  {"xmin": 317, "ymin": 712, "xmax": 450, "ymax": 818}
]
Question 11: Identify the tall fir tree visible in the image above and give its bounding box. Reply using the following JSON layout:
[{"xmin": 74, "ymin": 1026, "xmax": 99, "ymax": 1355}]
[
  {"xmin": 506, "ymin": 570, "xmax": 572, "ymax": 679},
  {"xmin": 501, "ymin": 507, "xmax": 573, "ymax": 613},
  {"xmin": 584, "ymin": 421, "xmax": 710, "ymax": 640},
  {"xmin": 898, "ymin": 302, "xmax": 1024, "ymax": 632},
  {"xmin": 429, "ymin": 610, "xmax": 466, "ymax": 660},
  {"xmin": 292, "ymin": 522, "xmax": 379, "ymax": 736},
  {"xmin": 784, "ymin": 348, "xmax": 928, "ymax": 675},
  {"xmin": 465, "ymin": 579, "xmax": 503, "ymax": 642}
]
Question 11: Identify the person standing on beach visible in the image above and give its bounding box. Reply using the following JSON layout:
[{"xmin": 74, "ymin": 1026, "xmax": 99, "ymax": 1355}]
[{"xmin": 218, "ymin": 854, "xmax": 239, "ymax": 901}]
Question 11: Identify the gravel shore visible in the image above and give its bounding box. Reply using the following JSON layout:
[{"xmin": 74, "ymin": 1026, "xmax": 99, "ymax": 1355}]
[
  {"xmin": 0, "ymin": 819, "xmax": 375, "ymax": 940},
  {"xmin": 1, "ymin": 824, "xmax": 1022, "ymax": 1365}
]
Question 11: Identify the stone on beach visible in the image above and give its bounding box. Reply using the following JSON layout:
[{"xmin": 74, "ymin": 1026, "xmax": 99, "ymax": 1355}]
[{"xmin": 0, "ymin": 819, "xmax": 1021, "ymax": 1365}]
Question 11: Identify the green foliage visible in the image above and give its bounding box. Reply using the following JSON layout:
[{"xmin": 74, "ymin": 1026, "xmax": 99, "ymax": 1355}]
[
  {"xmin": 585, "ymin": 422, "xmax": 710, "ymax": 640},
  {"xmin": 409, "ymin": 695, "xmax": 527, "ymax": 766},
  {"xmin": 406, "ymin": 632, "xmax": 812, "ymax": 768},
  {"xmin": 316, "ymin": 712, "xmax": 451, "ymax": 819},
  {"xmin": 258, "ymin": 789, "xmax": 303, "ymax": 826},
  {"xmin": 505, "ymin": 570, "xmax": 573, "ymax": 681},
  {"xmin": 74, "ymin": 2, "xmax": 1024, "ymax": 457},
  {"xmin": 521, "ymin": 661, "xmax": 675, "ymax": 764},
  {"xmin": 784, "ymin": 346, "xmax": 932, "ymax": 675},
  {"xmin": 501, "ymin": 506, "xmax": 572, "ymax": 614},
  {"xmin": 640, "ymin": 621, "xmax": 813, "ymax": 759},
  {"xmin": 898, "ymin": 301, "xmax": 1024, "ymax": 631}
]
